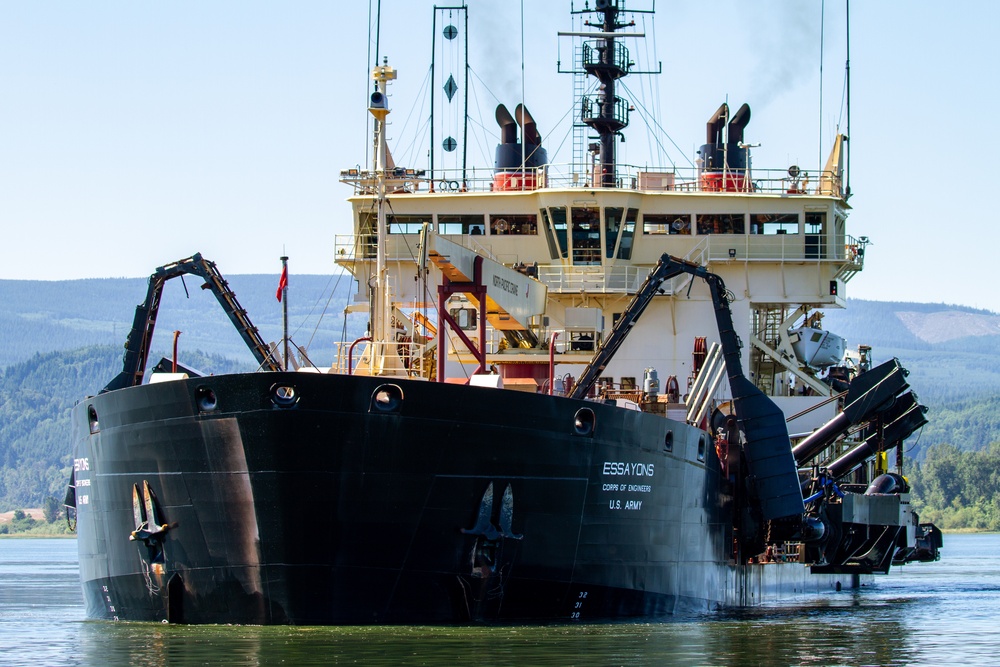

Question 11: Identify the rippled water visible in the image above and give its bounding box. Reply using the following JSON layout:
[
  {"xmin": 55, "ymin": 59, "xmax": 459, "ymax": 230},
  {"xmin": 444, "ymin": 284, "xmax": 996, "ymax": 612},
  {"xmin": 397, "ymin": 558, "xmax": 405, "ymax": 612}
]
[{"xmin": 0, "ymin": 535, "xmax": 996, "ymax": 666}]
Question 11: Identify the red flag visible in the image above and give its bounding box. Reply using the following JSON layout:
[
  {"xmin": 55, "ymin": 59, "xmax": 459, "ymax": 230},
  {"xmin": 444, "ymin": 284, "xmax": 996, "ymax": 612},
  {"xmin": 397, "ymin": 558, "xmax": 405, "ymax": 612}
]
[{"xmin": 276, "ymin": 265, "xmax": 288, "ymax": 302}]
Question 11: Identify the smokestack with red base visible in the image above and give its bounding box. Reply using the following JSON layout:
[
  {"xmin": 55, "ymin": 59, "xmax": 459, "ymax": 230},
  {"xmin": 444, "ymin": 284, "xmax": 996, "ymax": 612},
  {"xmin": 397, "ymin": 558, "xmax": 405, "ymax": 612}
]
[
  {"xmin": 493, "ymin": 103, "xmax": 548, "ymax": 191},
  {"xmin": 699, "ymin": 102, "xmax": 752, "ymax": 192}
]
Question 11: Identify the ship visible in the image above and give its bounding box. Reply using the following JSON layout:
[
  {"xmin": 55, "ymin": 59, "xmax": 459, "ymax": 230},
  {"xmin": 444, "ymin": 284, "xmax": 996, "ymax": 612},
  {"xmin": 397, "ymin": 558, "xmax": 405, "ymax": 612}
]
[{"xmin": 67, "ymin": 1, "xmax": 941, "ymax": 624}]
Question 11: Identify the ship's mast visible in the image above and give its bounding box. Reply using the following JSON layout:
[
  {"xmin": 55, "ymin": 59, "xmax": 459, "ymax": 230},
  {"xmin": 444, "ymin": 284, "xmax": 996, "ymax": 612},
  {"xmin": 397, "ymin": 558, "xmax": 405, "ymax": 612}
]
[
  {"xmin": 369, "ymin": 59, "xmax": 396, "ymax": 370},
  {"xmin": 587, "ymin": 3, "xmax": 629, "ymax": 187},
  {"xmin": 564, "ymin": 1, "xmax": 655, "ymax": 187}
]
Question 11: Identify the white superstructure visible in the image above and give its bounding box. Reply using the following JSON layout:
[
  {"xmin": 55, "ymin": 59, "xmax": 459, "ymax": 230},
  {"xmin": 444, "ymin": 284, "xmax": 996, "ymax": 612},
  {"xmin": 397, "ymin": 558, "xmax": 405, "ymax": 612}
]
[{"xmin": 336, "ymin": 138, "xmax": 861, "ymax": 432}]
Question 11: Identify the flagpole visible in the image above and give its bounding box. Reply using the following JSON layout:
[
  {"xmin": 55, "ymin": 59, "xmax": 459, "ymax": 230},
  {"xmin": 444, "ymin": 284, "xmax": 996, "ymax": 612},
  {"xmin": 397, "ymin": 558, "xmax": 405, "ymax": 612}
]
[{"xmin": 280, "ymin": 255, "xmax": 289, "ymax": 371}]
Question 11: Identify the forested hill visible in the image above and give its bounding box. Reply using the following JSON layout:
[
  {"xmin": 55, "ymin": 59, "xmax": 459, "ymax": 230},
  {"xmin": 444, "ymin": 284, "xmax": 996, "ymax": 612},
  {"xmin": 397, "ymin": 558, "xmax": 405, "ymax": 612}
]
[
  {"xmin": 822, "ymin": 299, "xmax": 1000, "ymax": 354},
  {"xmin": 0, "ymin": 273, "xmax": 366, "ymax": 369},
  {"xmin": 822, "ymin": 299, "xmax": 1000, "ymax": 406}
]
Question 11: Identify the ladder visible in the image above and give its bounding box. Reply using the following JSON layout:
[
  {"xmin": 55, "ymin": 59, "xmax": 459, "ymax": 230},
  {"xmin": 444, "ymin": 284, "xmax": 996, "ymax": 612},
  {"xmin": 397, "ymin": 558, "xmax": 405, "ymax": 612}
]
[
  {"xmin": 572, "ymin": 43, "xmax": 588, "ymax": 177},
  {"xmin": 750, "ymin": 307, "xmax": 785, "ymax": 395}
]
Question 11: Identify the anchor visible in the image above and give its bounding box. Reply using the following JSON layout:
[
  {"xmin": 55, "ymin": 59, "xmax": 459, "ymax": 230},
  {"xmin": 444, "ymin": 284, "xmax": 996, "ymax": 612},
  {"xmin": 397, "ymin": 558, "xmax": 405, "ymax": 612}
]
[
  {"xmin": 462, "ymin": 482, "xmax": 523, "ymax": 541},
  {"xmin": 130, "ymin": 480, "xmax": 174, "ymax": 565}
]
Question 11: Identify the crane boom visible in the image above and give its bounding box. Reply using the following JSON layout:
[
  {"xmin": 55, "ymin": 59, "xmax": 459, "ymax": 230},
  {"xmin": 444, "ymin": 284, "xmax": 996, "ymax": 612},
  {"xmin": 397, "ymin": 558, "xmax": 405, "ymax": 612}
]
[
  {"xmin": 571, "ymin": 253, "xmax": 804, "ymax": 520},
  {"xmin": 102, "ymin": 253, "xmax": 281, "ymax": 393}
]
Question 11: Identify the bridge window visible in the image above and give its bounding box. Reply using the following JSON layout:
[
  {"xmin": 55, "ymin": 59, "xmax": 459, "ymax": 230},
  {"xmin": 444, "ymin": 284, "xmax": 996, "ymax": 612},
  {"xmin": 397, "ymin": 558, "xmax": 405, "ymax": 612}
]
[
  {"xmin": 358, "ymin": 212, "xmax": 377, "ymax": 258},
  {"xmin": 571, "ymin": 206, "xmax": 601, "ymax": 265},
  {"xmin": 605, "ymin": 207, "xmax": 623, "ymax": 258},
  {"xmin": 805, "ymin": 212, "xmax": 827, "ymax": 259},
  {"xmin": 489, "ymin": 214, "xmax": 537, "ymax": 235},
  {"xmin": 547, "ymin": 207, "xmax": 569, "ymax": 259},
  {"xmin": 643, "ymin": 213, "xmax": 691, "ymax": 235},
  {"xmin": 750, "ymin": 213, "xmax": 799, "ymax": 235},
  {"xmin": 616, "ymin": 208, "xmax": 637, "ymax": 260},
  {"xmin": 540, "ymin": 209, "xmax": 559, "ymax": 259},
  {"xmin": 388, "ymin": 214, "xmax": 430, "ymax": 235},
  {"xmin": 439, "ymin": 214, "xmax": 485, "ymax": 235},
  {"xmin": 696, "ymin": 214, "xmax": 745, "ymax": 235}
]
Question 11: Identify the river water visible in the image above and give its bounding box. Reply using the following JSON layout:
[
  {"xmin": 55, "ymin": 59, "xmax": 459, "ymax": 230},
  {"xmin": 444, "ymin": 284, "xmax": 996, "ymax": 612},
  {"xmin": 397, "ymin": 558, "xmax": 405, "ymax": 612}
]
[{"xmin": 0, "ymin": 534, "xmax": 996, "ymax": 666}]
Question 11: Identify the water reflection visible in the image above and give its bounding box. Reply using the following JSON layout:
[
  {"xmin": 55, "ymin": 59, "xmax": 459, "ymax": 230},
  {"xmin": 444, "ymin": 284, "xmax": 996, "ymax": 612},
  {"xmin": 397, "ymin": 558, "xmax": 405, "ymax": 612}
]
[
  {"xmin": 74, "ymin": 601, "xmax": 916, "ymax": 667},
  {"xmin": 3, "ymin": 535, "xmax": 998, "ymax": 667},
  {"xmin": 712, "ymin": 600, "xmax": 914, "ymax": 667}
]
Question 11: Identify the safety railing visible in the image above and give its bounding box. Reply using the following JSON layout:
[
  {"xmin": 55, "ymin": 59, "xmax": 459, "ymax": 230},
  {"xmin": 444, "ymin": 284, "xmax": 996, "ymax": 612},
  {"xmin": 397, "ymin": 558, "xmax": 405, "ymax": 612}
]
[
  {"xmin": 340, "ymin": 162, "xmax": 845, "ymax": 198},
  {"xmin": 334, "ymin": 233, "xmax": 502, "ymax": 264},
  {"xmin": 702, "ymin": 234, "xmax": 859, "ymax": 263},
  {"xmin": 535, "ymin": 264, "xmax": 647, "ymax": 293},
  {"xmin": 334, "ymin": 230, "xmax": 859, "ymax": 293}
]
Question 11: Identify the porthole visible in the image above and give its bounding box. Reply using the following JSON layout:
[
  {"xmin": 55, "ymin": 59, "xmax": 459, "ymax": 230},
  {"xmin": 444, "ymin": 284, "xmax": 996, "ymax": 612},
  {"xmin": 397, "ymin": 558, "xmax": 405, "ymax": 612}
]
[
  {"xmin": 271, "ymin": 384, "xmax": 299, "ymax": 408},
  {"xmin": 663, "ymin": 430, "xmax": 674, "ymax": 452},
  {"xmin": 370, "ymin": 384, "xmax": 403, "ymax": 414},
  {"xmin": 195, "ymin": 386, "xmax": 218, "ymax": 412},
  {"xmin": 697, "ymin": 434, "xmax": 707, "ymax": 462},
  {"xmin": 88, "ymin": 405, "xmax": 100, "ymax": 434},
  {"xmin": 573, "ymin": 407, "xmax": 596, "ymax": 437}
]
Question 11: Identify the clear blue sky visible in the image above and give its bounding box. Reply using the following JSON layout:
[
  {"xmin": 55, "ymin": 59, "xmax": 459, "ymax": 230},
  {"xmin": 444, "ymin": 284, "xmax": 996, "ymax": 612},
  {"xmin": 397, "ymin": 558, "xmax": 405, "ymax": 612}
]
[{"xmin": 2, "ymin": 1, "xmax": 994, "ymax": 311}]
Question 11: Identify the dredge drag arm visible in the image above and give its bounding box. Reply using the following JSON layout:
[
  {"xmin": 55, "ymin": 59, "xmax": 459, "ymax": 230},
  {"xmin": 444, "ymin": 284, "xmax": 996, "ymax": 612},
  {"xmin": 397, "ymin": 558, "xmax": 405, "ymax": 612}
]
[{"xmin": 103, "ymin": 253, "xmax": 280, "ymax": 393}]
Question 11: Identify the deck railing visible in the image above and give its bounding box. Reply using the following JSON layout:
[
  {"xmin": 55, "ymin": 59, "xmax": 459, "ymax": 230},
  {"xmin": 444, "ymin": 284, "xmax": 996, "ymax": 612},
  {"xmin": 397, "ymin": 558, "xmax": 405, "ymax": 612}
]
[
  {"xmin": 334, "ymin": 233, "xmax": 865, "ymax": 294},
  {"xmin": 340, "ymin": 162, "xmax": 844, "ymax": 198}
]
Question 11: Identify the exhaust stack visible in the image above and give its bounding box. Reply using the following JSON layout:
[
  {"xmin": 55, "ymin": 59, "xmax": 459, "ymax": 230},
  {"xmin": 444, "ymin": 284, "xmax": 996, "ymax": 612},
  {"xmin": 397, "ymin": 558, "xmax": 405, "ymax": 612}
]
[
  {"xmin": 494, "ymin": 103, "xmax": 548, "ymax": 191},
  {"xmin": 496, "ymin": 104, "xmax": 517, "ymax": 145},
  {"xmin": 699, "ymin": 102, "xmax": 752, "ymax": 191}
]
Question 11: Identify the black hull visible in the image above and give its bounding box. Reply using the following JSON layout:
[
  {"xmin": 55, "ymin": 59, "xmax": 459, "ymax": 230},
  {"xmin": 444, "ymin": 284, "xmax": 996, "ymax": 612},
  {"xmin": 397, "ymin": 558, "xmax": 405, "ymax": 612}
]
[{"xmin": 71, "ymin": 373, "xmax": 847, "ymax": 624}]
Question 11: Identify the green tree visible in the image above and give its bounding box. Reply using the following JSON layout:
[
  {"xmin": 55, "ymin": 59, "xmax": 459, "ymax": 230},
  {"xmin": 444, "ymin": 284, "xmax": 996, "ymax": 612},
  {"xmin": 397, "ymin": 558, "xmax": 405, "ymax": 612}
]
[
  {"xmin": 909, "ymin": 441, "xmax": 1000, "ymax": 531},
  {"xmin": 10, "ymin": 509, "xmax": 37, "ymax": 532},
  {"xmin": 42, "ymin": 495, "xmax": 61, "ymax": 523}
]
